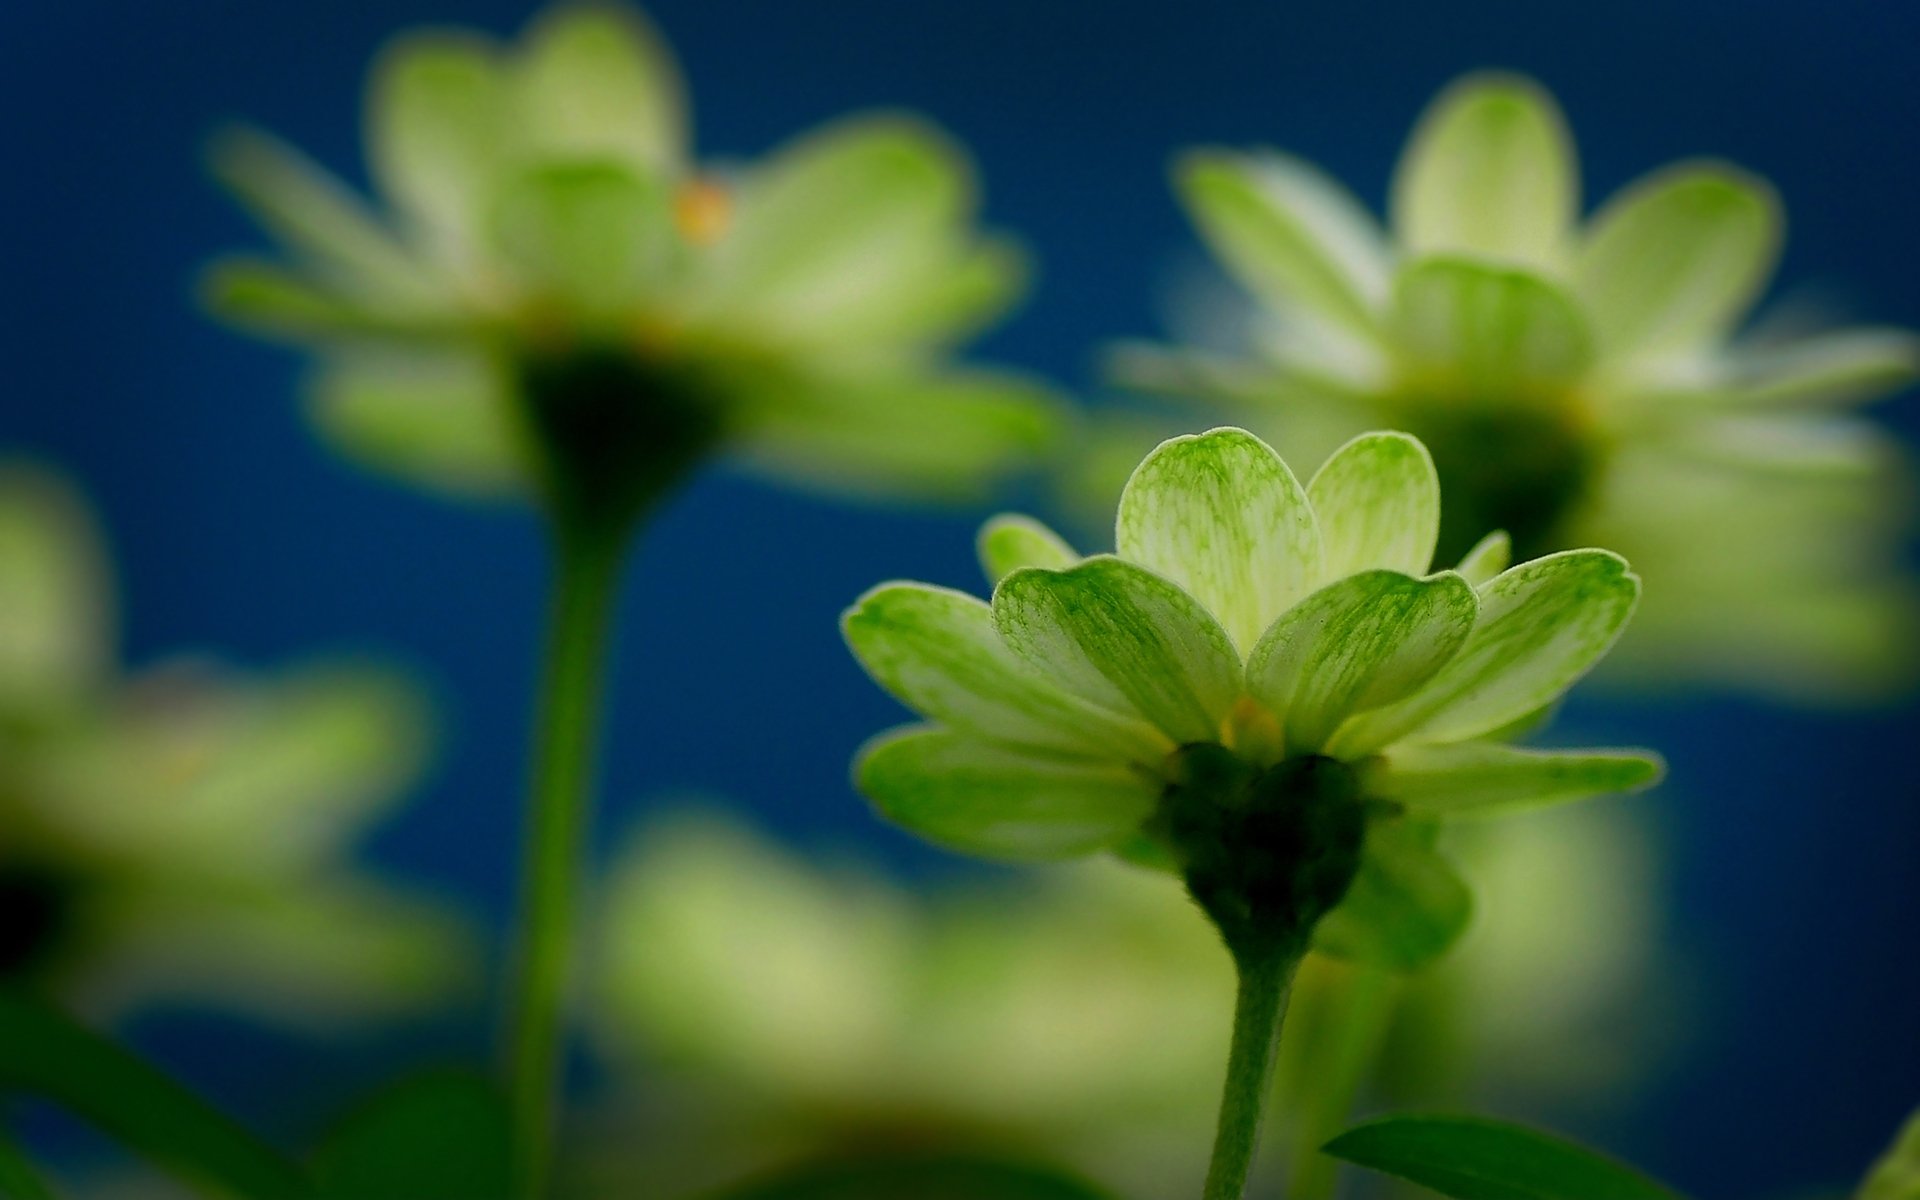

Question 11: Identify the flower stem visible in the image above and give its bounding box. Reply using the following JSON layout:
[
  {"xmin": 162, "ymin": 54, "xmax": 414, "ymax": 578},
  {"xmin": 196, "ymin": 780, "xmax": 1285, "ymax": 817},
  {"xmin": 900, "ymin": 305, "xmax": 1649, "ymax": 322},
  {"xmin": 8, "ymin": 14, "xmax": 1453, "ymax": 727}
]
[
  {"xmin": 1203, "ymin": 937, "xmax": 1304, "ymax": 1200},
  {"xmin": 506, "ymin": 522, "xmax": 626, "ymax": 1200}
]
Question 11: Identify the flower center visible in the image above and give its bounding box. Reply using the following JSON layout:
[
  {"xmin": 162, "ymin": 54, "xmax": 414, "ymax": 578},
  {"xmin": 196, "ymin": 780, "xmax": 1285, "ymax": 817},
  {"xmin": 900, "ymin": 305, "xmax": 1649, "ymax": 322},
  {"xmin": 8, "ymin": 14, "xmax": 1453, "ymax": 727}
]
[{"xmin": 1394, "ymin": 400, "xmax": 1599, "ymax": 564}]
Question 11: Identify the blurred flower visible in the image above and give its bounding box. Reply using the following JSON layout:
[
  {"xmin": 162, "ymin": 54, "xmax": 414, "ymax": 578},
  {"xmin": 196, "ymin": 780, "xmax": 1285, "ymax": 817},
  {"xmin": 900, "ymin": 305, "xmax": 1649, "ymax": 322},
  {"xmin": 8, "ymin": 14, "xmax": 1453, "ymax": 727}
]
[
  {"xmin": 843, "ymin": 426, "xmax": 1659, "ymax": 971},
  {"xmin": 206, "ymin": 3, "xmax": 1059, "ymax": 512},
  {"xmin": 1858, "ymin": 1107, "xmax": 1920, "ymax": 1200},
  {"xmin": 0, "ymin": 464, "xmax": 471, "ymax": 1025},
  {"xmin": 1110, "ymin": 72, "xmax": 1919, "ymax": 698}
]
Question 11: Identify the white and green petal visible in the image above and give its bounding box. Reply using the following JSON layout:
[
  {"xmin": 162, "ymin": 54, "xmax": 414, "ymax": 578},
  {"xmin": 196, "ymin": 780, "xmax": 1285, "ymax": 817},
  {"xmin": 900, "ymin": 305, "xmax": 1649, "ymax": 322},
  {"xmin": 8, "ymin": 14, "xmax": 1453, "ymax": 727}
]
[
  {"xmin": 842, "ymin": 583, "xmax": 1164, "ymax": 762},
  {"xmin": 1715, "ymin": 328, "xmax": 1920, "ymax": 409},
  {"xmin": 1247, "ymin": 571, "xmax": 1476, "ymax": 756},
  {"xmin": 308, "ymin": 352, "xmax": 528, "ymax": 497},
  {"xmin": 1311, "ymin": 820, "xmax": 1472, "ymax": 972},
  {"xmin": 856, "ymin": 726, "xmax": 1157, "ymax": 861},
  {"xmin": 512, "ymin": 3, "xmax": 686, "ymax": 175},
  {"xmin": 993, "ymin": 558, "xmax": 1242, "ymax": 747},
  {"xmin": 1116, "ymin": 427, "xmax": 1321, "ymax": 653},
  {"xmin": 367, "ymin": 32, "xmax": 509, "ymax": 265},
  {"xmin": 1308, "ymin": 431, "xmax": 1441, "ymax": 578},
  {"xmin": 1390, "ymin": 73, "xmax": 1578, "ymax": 271},
  {"xmin": 1328, "ymin": 549, "xmax": 1640, "ymax": 754},
  {"xmin": 1451, "ymin": 530, "xmax": 1511, "ymax": 588},
  {"xmin": 1361, "ymin": 741, "xmax": 1664, "ymax": 818},
  {"xmin": 1389, "ymin": 257, "xmax": 1594, "ymax": 395},
  {"xmin": 1574, "ymin": 161, "xmax": 1781, "ymax": 360},
  {"xmin": 491, "ymin": 160, "xmax": 673, "ymax": 318},
  {"xmin": 1175, "ymin": 149, "xmax": 1392, "ymax": 339},
  {"xmin": 977, "ymin": 515, "xmax": 1079, "ymax": 586},
  {"xmin": 0, "ymin": 467, "xmax": 112, "ymax": 709}
]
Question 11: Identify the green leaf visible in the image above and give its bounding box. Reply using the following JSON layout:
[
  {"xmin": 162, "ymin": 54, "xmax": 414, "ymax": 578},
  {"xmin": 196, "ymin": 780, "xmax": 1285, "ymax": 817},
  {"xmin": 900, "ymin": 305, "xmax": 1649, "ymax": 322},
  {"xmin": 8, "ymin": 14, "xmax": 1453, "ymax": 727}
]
[
  {"xmin": 1115, "ymin": 427, "xmax": 1322, "ymax": 654},
  {"xmin": 0, "ymin": 988, "xmax": 310, "ymax": 1199},
  {"xmin": 1390, "ymin": 258, "xmax": 1594, "ymax": 394},
  {"xmin": 709, "ymin": 1153, "xmax": 1118, "ymax": 1200},
  {"xmin": 0, "ymin": 1129, "xmax": 53, "ymax": 1200},
  {"xmin": 1330, "ymin": 549, "xmax": 1640, "ymax": 755},
  {"xmin": 1363, "ymin": 742, "xmax": 1664, "ymax": 818},
  {"xmin": 1309, "ymin": 432, "xmax": 1442, "ymax": 578},
  {"xmin": 368, "ymin": 34, "xmax": 507, "ymax": 258},
  {"xmin": 309, "ymin": 352, "xmax": 526, "ymax": 497},
  {"xmin": 1322, "ymin": 1114, "xmax": 1684, "ymax": 1200},
  {"xmin": 1391, "ymin": 73, "xmax": 1578, "ymax": 270},
  {"xmin": 1176, "ymin": 149, "xmax": 1391, "ymax": 338},
  {"xmin": 1451, "ymin": 530, "xmax": 1511, "ymax": 588},
  {"xmin": 1722, "ymin": 328, "xmax": 1920, "ymax": 409},
  {"xmin": 842, "ymin": 583, "xmax": 1164, "ymax": 761},
  {"xmin": 1247, "ymin": 571, "xmax": 1476, "ymax": 756},
  {"xmin": 1857, "ymin": 1106, "xmax": 1920, "ymax": 1200},
  {"xmin": 493, "ymin": 161, "xmax": 671, "ymax": 316},
  {"xmin": 857, "ymin": 725, "xmax": 1155, "ymax": 860},
  {"xmin": 312, "ymin": 1071, "xmax": 509, "ymax": 1200},
  {"xmin": 978, "ymin": 515, "xmax": 1078, "ymax": 585},
  {"xmin": 1574, "ymin": 162, "xmax": 1780, "ymax": 359},
  {"xmin": 1312, "ymin": 821, "xmax": 1472, "ymax": 972},
  {"xmin": 513, "ymin": 2, "xmax": 686, "ymax": 173},
  {"xmin": 994, "ymin": 557, "xmax": 1243, "ymax": 746}
]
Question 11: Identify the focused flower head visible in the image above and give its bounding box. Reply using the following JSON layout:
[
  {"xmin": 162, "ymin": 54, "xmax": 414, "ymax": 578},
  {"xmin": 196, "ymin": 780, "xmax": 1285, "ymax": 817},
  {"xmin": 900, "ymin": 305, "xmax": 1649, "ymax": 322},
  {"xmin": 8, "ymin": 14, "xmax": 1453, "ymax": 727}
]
[
  {"xmin": 207, "ymin": 2, "xmax": 1059, "ymax": 523},
  {"xmin": 0, "ymin": 464, "xmax": 470, "ymax": 1023},
  {"xmin": 1112, "ymin": 72, "xmax": 1918, "ymax": 698},
  {"xmin": 844, "ymin": 426, "xmax": 1660, "ymax": 967}
]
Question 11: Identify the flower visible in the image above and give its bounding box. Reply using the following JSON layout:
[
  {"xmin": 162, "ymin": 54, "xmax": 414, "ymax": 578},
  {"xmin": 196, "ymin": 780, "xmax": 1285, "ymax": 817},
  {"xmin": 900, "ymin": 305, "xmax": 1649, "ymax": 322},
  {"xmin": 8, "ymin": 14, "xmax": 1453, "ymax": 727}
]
[
  {"xmin": 844, "ymin": 426, "xmax": 1660, "ymax": 965},
  {"xmin": 206, "ymin": 3, "xmax": 1059, "ymax": 518},
  {"xmin": 1110, "ymin": 73, "xmax": 1918, "ymax": 698},
  {"xmin": 0, "ymin": 463, "xmax": 471, "ymax": 1024}
]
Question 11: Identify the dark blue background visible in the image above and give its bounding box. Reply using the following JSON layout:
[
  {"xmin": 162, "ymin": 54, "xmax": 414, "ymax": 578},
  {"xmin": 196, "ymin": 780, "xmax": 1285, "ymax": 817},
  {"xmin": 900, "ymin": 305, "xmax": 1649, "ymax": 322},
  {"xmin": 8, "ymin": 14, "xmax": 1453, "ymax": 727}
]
[{"xmin": 3, "ymin": 1, "xmax": 1917, "ymax": 1194}]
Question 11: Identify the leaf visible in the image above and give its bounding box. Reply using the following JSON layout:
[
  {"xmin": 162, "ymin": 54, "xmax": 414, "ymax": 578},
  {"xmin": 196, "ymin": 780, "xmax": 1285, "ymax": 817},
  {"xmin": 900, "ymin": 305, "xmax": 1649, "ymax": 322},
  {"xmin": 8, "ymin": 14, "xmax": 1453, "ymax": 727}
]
[
  {"xmin": 1309, "ymin": 432, "xmax": 1443, "ymax": 579},
  {"xmin": 0, "ymin": 988, "xmax": 310, "ymax": 1199},
  {"xmin": 1311, "ymin": 822, "xmax": 1472, "ymax": 972},
  {"xmin": 1322, "ymin": 1113, "xmax": 1684, "ymax": 1200},
  {"xmin": 0, "ymin": 1129, "xmax": 53, "ymax": 1200},
  {"xmin": 311, "ymin": 1071, "xmax": 509, "ymax": 1200},
  {"xmin": 708, "ymin": 1154, "xmax": 1119, "ymax": 1200}
]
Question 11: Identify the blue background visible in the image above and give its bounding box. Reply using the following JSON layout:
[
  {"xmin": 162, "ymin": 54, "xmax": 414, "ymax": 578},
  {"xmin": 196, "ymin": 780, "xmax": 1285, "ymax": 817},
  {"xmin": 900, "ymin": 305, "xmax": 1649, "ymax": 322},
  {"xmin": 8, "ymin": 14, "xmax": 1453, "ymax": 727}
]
[{"xmin": 3, "ymin": 1, "xmax": 1917, "ymax": 1194}]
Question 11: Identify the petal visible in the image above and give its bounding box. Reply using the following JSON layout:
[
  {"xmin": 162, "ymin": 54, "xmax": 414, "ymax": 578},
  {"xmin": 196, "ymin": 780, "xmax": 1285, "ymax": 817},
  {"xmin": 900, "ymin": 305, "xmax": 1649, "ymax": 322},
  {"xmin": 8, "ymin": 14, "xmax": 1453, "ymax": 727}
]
[
  {"xmin": 1175, "ymin": 149, "xmax": 1392, "ymax": 338},
  {"xmin": 1574, "ymin": 162, "xmax": 1781, "ymax": 359},
  {"xmin": 0, "ymin": 466, "xmax": 111, "ymax": 707},
  {"xmin": 1330, "ymin": 549, "xmax": 1641, "ymax": 754},
  {"xmin": 1311, "ymin": 820, "xmax": 1472, "ymax": 972},
  {"xmin": 367, "ymin": 33, "xmax": 508, "ymax": 260},
  {"xmin": 1363, "ymin": 742, "xmax": 1664, "ymax": 818},
  {"xmin": 1451, "ymin": 530, "xmax": 1511, "ymax": 588},
  {"xmin": 1115, "ymin": 428, "xmax": 1322, "ymax": 654},
  {"xmin": 978, "ymin": 515, "xmax": 1079, "ymax": 586},
  {"xmin": 1720, "ymin": 328, "xmax": 1920, "ymax": 409},
  {"xmin": 309, "ymin": 352, "xmax": 527, "ymax": 496},
  {"xmin": 842, "ymin": 583, "xmax": 1164, "ymax": 762},
  {"xmin": 209, "ymin": 128, "xmax": 435, "ymax": 304},
  {"xmin": 1390, "ymin": 258, "xmax": 1594, "ymax": 393},
  {"xmin": 993, "ymin": 558, "xmax": 1242, "ymax": 746},
  {"xmin": 1308, "ymin": 432, "xmax": 1442, "ymax": 578},
  {"xmin": 513, "ymin": 3, "xmax": 686, "ymax": 173},
  {"xmin": 1391, "ymin": 73, "xmax": 1578, "ymax": 270},
  {"xmin": 492, "ymin": 162, "xmax": 672, "ymax": 317},
  {"xmin": 200, "ymin": 260, "xmax": 430, "ymax": 342},
  {"xmin": 856, "ymin": 726, "xmax": 1157, "ymax": 861},
  {"xmin": 1247, "ymin": 571, "xmax": 1477, "ymax": 756},
  {"xmin": 699, "ymin": 117, "xmax": 980, "ymax": 345},
  {"xmin": 731, "ymin": 368, "xmax": 1062, "ymax": 504}
]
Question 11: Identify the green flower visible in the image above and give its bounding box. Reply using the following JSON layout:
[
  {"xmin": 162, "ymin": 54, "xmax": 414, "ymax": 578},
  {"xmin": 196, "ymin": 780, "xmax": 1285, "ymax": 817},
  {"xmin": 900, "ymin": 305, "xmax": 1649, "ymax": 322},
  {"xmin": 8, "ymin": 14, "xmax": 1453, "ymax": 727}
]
[
  {"xmin": 0, "ymin": 465, "xmax": 471, "ymax": 1024},
  {"xmin": 207, "ymin": 3, "xmax": 1058, "ymax": 517},
  {"xmin": 1116, "ymin": 72, "xmax": 1918, "ymax": 698},
  {"xmin": 844, "ymin": 426, "xmax": 1660, "ymax": 967}
]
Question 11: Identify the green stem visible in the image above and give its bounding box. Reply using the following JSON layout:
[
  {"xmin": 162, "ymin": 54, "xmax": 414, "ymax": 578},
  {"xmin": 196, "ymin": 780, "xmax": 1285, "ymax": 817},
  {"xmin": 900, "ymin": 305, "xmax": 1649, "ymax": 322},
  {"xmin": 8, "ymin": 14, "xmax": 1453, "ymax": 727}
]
[
  {"xmin": 1289, "ymin": 966, "xmax": 1397, "ymax": 1200},
  {"xmin": 505, "ymin": 523, "xmax": 627, "ymax": 1200},
  {"xmin": 1203, "ymin": 940, "xmax": 1304, "ymax": 1200}
]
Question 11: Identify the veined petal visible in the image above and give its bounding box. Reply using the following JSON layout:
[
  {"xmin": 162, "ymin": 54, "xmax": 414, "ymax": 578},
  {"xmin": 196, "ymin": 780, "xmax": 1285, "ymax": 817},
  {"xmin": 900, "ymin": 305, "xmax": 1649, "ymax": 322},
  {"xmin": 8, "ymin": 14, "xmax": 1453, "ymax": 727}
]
[
  {"xmin": 368, "ymin": 33, "xmax": 508, "ymax": 260},
  {"xmin": 993, "ymin": 558, "xmax": 1242, "ymax": 746},
  {"xmin": 1452, "ymin": 530, "xmax": 1511, "ymax": 588},
  {"xmin": 1363, "ymin": 741, "xmax": 1664, "ymax": 818},
  {"xmin": 1329, "ymin": 549, "xmax": 1640, "ymax": 754},
  {"xmin": 978, "ymin": 515, "xmax": 1078, "ymax": 586},
  {"xmin": 1391, "ymin": 73, "xmax": 1578, "ymax": 270},
  {"xmin": 1176, "ymin": 149, "xmax": 1391, "ymax": 338},
  {"xmin": 1721, "ymin": 328, "xmax": 1920, "ymax": 409},
  {"xmin": 514, "ymin": 3, "xmax": 686, "ymax": 173},
  {"xmin": 493, "ymin": 161, "xmax": 672, "ymax": 317},
  {"xmin": 1311, "ymin": 820, "xmax": 1471, "ymax": 972},
  {"xmin": 1115, "ymin": 428, "xmax": 1321, "ymax": 654},
  {"xmin": 1391, "ymin": 257, "xmax": 1594, "ymax": 393},
  {"xmin": 1575, "ymin": 162, "xmax": 1781, "ymax": 359},
  {"xmin": 1247, "ymin": 571, "xmax": 1477, "ymax": 756},
  {"xmin": 842, "ymin": 583, "xmax": 1164, "ymax": 762},
  {"xmin": 856, "ymin": 726, "xmax": 1156, "ymax": 861},
  {"xmin": 1309, "ymin": 432, "xmax": 1442, "ymax": 578}
]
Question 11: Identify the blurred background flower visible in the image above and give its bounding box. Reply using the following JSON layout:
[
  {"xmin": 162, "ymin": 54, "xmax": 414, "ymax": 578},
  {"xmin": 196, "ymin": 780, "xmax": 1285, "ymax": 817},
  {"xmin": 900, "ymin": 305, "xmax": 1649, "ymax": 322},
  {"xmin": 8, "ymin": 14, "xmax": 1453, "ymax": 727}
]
[{"xmin": 0, "ymin": 464, "xmax": 473, "ymax": 1025}]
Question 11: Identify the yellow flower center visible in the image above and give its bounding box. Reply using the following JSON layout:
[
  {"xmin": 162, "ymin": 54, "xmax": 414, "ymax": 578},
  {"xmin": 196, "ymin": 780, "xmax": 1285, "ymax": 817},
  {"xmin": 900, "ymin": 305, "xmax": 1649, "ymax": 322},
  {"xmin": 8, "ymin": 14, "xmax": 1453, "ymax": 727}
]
[{"xmin": 674, "ymin": 178, "xmax": 733, "ymax": 247}]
